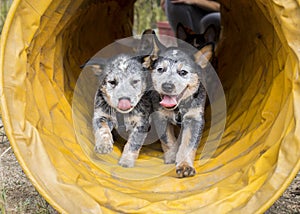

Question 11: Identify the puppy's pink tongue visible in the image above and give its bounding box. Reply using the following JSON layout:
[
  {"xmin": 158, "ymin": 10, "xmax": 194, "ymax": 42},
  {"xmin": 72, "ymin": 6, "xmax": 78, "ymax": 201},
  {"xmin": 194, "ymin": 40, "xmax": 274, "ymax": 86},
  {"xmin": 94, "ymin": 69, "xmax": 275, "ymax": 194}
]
[
  {"xmin": 160, "ymin": 95, "xmax": 177, "ymax": 107},
  {"xmin": 118, "ymin": 99, "xmax": 132, "ymax": 110}
]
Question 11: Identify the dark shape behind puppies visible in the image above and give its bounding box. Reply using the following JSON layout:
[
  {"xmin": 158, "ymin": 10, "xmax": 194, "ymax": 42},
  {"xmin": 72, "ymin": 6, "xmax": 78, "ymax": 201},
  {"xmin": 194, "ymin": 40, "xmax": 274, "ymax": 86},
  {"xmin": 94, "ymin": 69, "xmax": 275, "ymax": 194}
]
[
  {"xmin": 176, "ymin": 23, "xmax": 218, "ymax": 50},
  {"xmin": 176, "ymin": 23, "xmax": 218, "ymax": 72}
]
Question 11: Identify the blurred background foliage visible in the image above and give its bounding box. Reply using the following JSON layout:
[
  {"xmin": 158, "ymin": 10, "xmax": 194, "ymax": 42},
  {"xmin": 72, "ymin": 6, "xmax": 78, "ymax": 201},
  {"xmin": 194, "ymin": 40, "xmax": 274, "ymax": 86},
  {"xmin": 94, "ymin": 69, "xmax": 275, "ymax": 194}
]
[
  {"xmin": 1, "ymin": 0, "xmax": 166, "ymax": 35},
  {"xmin": 0, "ymin": 0, "xmax": 13, "ymax": 34},
  {"xmin": 133, "ymin": 0, "xmax": 167, "ymax": 35}
]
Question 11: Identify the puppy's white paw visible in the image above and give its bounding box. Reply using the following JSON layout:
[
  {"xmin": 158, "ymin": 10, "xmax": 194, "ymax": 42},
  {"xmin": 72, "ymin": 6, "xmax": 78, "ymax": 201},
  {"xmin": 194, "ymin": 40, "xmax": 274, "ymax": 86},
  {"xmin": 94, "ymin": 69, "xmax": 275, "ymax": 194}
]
[
  {"xmin": 94, "ymin": 131, "xmax": 114, "ymax": 154},
  {"xmin": 118, "ymin": 156, "xmax": 135, "ymax": 168},
  {"xmin": 164, "ymin": 150, "xmax": 177, "ymax": 164}
]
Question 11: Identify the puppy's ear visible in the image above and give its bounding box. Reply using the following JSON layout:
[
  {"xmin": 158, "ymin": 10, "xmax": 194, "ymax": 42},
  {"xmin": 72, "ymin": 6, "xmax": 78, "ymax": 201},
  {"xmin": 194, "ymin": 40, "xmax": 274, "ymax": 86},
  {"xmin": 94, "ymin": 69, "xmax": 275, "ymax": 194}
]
[
  {"xmin": 90, "ymin": 64, "xmax": 103, "ymax": 77},
  {"xmin": 139, "ymin": 29, "xmax": 156, "ymax": 55},
  {"xmin": 81, "ymin": 58, "xmax": 106, "ymax": 76},
  {"xmin": 194, "ymin": 43, "xmax": 214, "ymax": 69},
  {"xmin": 142, "ymin": 31, "xmax": 165, "ymax": 69},
  {"xmin": 142, "ymin": 39, "xmax": 159, "ymax": 69},
  {"xmin": 176, "ymin": 23, "xmax": 188, "ymax": 41},
  {"xmin": 203, "ymin": 25, "xmax": 217, "ymax": 43}
]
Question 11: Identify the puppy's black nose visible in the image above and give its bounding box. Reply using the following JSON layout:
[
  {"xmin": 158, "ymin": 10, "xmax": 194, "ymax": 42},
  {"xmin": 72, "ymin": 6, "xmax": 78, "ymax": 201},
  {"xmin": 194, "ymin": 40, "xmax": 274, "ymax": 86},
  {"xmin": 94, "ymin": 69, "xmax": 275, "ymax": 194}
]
[{"xmin": 162, "ymin": 82, "xmax": 175, "ymax": 93}]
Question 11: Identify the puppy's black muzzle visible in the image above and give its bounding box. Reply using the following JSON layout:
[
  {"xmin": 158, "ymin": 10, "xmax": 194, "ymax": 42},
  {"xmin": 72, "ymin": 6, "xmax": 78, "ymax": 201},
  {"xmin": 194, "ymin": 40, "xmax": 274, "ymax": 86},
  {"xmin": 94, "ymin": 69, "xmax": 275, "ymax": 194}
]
[{"xmin": 162, "ymin": 82, "xmax": 175, "ymax": 93}]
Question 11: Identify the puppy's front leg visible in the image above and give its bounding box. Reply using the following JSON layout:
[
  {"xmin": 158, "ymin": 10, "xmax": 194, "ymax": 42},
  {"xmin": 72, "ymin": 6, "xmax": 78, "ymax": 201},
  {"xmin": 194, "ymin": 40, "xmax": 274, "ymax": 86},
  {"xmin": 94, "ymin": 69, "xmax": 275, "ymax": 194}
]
[
  {"xmin": 118, "ymin": 122, "xmax": 149, "ymax": 168},
  {"xmin": 160, "ymin": 123, "xmax": 178, "ymax": 164},
  {"xmin": 93, "ymin": 115, "xmax": 114, "ymax": 154},
  {"xmin": 152, "ymin": 112, "xmax": 178, "ymax": 164},
  {"xmin": 176, "ymin": 114, "xmax": 205, "ymax": 178}
]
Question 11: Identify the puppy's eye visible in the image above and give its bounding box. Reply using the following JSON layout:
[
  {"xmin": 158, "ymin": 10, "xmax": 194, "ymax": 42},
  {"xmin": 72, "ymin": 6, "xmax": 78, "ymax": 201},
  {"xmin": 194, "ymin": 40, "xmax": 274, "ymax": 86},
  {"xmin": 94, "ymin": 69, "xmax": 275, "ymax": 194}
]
[
  {"xmin": 108, "ymin": 80, "xmax": 117, "ymax": 87},
  {"xmin": 157, "ymin": 67, "xmax": 166, "ymax": 73},
  {"xmin": 178, "ymin": 70, "xmax": 188, "ymax": 76},
  {"xmin": 131, "ymin": 80, "xmax": 140, "ymax": 85}
]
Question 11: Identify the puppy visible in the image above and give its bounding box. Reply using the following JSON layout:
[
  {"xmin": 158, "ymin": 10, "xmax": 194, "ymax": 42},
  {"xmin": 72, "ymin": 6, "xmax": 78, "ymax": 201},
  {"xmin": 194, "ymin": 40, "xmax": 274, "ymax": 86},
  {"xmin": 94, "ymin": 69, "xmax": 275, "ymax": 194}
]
[
  {"xmin": 86, "ymin": 54, "xmax": 152, "ymax": 168},
  {"xmin": 144, "ymin": 33, "xmax": 213, "ymax": 177},
  {"xmin": 176, "ymin": 23, "xmax": 219, "ymax": 72},
  {"xmin": 176, "ymin": 23, "xmax": 219, "ymax": 50}
]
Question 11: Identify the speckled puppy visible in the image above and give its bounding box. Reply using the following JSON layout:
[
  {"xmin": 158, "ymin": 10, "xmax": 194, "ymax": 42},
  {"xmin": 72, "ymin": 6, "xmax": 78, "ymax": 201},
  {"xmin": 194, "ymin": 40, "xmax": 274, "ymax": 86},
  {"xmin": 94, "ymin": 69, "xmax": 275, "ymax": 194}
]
[
  {"xmin": 144, "ymin": 33, "xmax": 213, "ymax": 177},
  {"xmin": 86, "ymin": 54, "xmax": 152, "ymax": 167}
]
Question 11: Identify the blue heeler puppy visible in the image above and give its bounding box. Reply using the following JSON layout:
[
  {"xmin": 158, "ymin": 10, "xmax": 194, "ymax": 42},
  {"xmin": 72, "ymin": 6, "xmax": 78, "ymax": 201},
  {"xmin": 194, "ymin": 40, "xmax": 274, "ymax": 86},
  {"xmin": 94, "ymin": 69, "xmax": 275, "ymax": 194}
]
[
  {"xmin": 143, "ymin": 32, "xmax": 213, "ymax": 177},
  {"xmin": 86, "ymin": 54, "xmax": 153, "ymax": 168}
]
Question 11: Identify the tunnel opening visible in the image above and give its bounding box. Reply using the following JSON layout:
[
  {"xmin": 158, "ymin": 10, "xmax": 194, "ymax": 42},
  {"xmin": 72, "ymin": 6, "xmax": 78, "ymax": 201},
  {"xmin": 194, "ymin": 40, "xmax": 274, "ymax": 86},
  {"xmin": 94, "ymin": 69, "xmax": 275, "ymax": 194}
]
[{"xmin": 1, "ymin": 0, "xmax": 299, "ymax": 213}]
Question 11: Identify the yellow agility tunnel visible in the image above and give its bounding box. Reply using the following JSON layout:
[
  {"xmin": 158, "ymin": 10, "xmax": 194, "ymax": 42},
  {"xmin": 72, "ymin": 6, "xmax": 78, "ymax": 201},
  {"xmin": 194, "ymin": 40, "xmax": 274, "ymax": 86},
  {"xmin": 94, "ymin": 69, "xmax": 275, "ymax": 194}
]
[{"xmin": 1, "ymin": 0, "xmax": 300, "ymax": 213}]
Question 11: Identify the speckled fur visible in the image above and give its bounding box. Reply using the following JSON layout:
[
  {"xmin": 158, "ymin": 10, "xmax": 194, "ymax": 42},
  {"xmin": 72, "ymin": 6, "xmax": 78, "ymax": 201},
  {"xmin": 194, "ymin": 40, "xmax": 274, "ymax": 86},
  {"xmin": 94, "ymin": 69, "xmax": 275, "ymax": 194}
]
[
  {"xmin": 88, "ymin": 54, "xmax": 154, "ymax": 168},
  {"xmin": 145, "ymin": 33, "xmax": 213, "ymax": 177}
]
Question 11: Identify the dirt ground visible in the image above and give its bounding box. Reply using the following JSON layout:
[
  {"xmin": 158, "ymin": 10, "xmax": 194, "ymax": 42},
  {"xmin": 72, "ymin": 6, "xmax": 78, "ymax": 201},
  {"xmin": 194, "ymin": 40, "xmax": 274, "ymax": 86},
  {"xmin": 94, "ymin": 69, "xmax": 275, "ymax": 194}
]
[{"xmin": 0, "ymin": 119, "xmax": 299, "ymax": 213}]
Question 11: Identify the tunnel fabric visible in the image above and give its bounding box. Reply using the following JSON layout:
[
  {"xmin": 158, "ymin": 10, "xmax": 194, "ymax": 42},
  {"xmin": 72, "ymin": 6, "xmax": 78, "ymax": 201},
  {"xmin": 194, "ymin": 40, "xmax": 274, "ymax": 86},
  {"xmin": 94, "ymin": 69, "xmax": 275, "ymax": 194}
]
[{"xmin": 0, "ymin": 0, "xmax": 300, "ymax": 213}]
